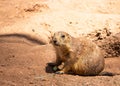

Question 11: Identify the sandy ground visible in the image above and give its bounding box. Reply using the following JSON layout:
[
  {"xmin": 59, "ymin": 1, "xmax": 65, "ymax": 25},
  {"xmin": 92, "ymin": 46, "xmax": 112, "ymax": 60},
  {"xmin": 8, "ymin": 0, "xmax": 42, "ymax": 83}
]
[
  {"xmin": 0, "ymin": 0, "xmax": 120, "ymax": 86},
  {"xmin": 0, "ymin": 36, "xmax": 120, "ymax": 86}
]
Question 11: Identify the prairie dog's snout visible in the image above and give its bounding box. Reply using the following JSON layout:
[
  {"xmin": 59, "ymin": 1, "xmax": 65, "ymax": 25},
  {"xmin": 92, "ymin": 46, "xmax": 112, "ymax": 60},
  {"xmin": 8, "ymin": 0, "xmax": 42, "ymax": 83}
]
[
  {"xmin": 53, "ymin": 39, "xmax": 59, "ymax": 46},
  {"xmin": 53, "ymin": 40, "xmax": 57, "ymax": 44}
]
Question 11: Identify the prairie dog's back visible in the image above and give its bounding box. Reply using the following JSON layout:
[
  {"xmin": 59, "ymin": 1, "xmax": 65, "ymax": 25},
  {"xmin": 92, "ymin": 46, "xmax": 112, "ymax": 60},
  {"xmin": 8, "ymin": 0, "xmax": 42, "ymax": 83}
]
[{"xmin": 71, "ymin": 37, "xmax": 104, "ymax": 75}]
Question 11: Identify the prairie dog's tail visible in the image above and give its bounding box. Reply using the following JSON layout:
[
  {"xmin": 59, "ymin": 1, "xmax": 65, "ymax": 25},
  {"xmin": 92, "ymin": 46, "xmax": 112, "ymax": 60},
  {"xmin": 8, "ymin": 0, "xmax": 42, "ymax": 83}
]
[{"xmin": 99, "ymin": 71, "xmax": 120, "ymax": 76}]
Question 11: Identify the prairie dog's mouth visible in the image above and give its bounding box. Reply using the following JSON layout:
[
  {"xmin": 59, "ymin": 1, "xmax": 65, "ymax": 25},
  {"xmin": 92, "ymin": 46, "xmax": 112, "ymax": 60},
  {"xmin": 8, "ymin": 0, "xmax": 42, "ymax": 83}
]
[
  {"xmin": 54, "ymin": 43, "xmax": 60, "ymax": 46},
  {"xmin": 53, "ymin": 40, "xmax": 60, "ymax": 46}
]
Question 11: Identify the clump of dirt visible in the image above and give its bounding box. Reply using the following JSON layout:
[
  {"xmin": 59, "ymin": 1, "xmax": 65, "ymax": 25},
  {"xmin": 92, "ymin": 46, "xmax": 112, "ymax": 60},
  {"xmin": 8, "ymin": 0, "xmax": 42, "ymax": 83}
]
[
  {"xmin": 86, "ymin": 28, "xmax": 112, "ymax": 41},
  {"xmin": 24, "ymin": 3, "xmax": 49, "ymax": 12},
  {"xmin": 98, "ymin": 33, "xmax": 120, "ymax": 58},
  {"xmin": 86, "ymin": 28, "xmax": 120, "ymax": 58}
]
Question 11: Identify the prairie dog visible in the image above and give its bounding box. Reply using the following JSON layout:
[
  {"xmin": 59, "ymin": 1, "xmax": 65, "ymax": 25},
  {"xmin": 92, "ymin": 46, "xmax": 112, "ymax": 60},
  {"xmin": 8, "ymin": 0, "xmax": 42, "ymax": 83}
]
[{"xmin": 51, "ymin": 31, "xmax": 104, "ymax": 76}]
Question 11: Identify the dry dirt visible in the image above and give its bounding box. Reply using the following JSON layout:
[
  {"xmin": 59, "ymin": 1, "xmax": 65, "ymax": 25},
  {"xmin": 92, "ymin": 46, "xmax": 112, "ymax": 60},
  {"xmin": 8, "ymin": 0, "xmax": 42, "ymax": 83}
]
[{"xmin": 0, "ymin": 0, "xmax": 120, "ymax": 86}]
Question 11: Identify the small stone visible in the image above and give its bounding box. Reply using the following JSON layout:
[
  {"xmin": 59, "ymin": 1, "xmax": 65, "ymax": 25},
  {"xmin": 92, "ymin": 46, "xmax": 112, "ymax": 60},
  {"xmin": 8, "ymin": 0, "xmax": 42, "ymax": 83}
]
[
  {"xmin": 29, "ymin": 81, "xmax": 34, "ymax": 84},
  {"xmin": 53, "ymin": 66, "xmax": 58, "ymax": 71}
]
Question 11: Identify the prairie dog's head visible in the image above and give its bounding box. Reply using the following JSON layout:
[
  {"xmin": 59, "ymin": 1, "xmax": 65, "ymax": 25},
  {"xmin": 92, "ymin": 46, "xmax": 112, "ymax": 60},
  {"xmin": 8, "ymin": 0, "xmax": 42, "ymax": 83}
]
[{"xmin": 52, "ymin": 31, "xmax": 72, "ymax": 46}]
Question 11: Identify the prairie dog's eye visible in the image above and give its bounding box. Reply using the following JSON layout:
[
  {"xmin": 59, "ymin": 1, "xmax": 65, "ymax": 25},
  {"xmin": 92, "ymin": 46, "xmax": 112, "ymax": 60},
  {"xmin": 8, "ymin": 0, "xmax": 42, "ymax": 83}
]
[{"xmin": 61, "ymin": 35, "xmax": 65, "ymax": 38}]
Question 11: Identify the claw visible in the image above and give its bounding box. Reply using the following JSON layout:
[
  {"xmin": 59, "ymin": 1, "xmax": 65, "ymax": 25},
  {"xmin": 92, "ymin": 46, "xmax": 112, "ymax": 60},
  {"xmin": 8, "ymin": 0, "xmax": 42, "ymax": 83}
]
[{"xmin": 55, "ymin": 71, "xmax": 64, "ymax": 74}]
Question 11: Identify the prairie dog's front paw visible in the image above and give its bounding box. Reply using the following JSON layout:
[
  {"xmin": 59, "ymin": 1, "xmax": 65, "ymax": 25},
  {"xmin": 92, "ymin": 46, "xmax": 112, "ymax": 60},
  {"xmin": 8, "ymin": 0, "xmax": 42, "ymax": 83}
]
[
  {"xmin": 58, "ymin": 62, "xmax": 64, "ymax": 70},
  {"xmin": 55, "ymin": 71, "xmax": 64, "ymax": 74}
]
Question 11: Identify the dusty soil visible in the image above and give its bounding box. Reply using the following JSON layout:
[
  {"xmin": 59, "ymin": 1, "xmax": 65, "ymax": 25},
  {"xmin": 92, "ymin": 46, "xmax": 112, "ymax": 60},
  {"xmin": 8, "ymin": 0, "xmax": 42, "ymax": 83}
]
[
  {"xmin": 0, "ymin": 36, "xmax": 120, "ymax": 86},
  {"xmin": 0, "ymin": 0, "xmax": 120, "ymax": 86}
]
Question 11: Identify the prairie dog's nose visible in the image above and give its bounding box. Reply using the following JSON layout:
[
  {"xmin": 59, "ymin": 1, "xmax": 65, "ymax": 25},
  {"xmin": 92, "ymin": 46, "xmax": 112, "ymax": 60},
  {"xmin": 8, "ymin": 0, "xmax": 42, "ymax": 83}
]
[{"xmin": 53, "ymin": 40, "xmax": 57, "ymax": 44}]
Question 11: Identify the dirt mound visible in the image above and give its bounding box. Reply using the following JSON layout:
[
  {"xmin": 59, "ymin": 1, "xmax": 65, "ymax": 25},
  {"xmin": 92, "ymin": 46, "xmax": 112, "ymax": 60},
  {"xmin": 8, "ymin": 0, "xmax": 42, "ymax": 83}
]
[
  {"xmin": 99, "ymin": 34, "xmax": 120, "ymax": 57},
  {"xmin": 86, "ymin": 29, "xmax": 120, "ymax": 57}
]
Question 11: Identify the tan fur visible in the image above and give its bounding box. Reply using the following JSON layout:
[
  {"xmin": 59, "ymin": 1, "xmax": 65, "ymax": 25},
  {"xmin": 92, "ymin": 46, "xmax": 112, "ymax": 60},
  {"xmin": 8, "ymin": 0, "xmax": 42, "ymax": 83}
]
[{"xmin": 52, "ymin": 31, "xmax": 104, "ymax": 76}]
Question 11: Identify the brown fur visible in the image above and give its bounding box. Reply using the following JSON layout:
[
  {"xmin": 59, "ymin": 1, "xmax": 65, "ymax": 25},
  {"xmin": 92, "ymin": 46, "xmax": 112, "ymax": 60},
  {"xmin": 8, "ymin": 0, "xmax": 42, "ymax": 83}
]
[{"xmin": 51, "ymin": 31, "xmax": 104, "ymax": 76}]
